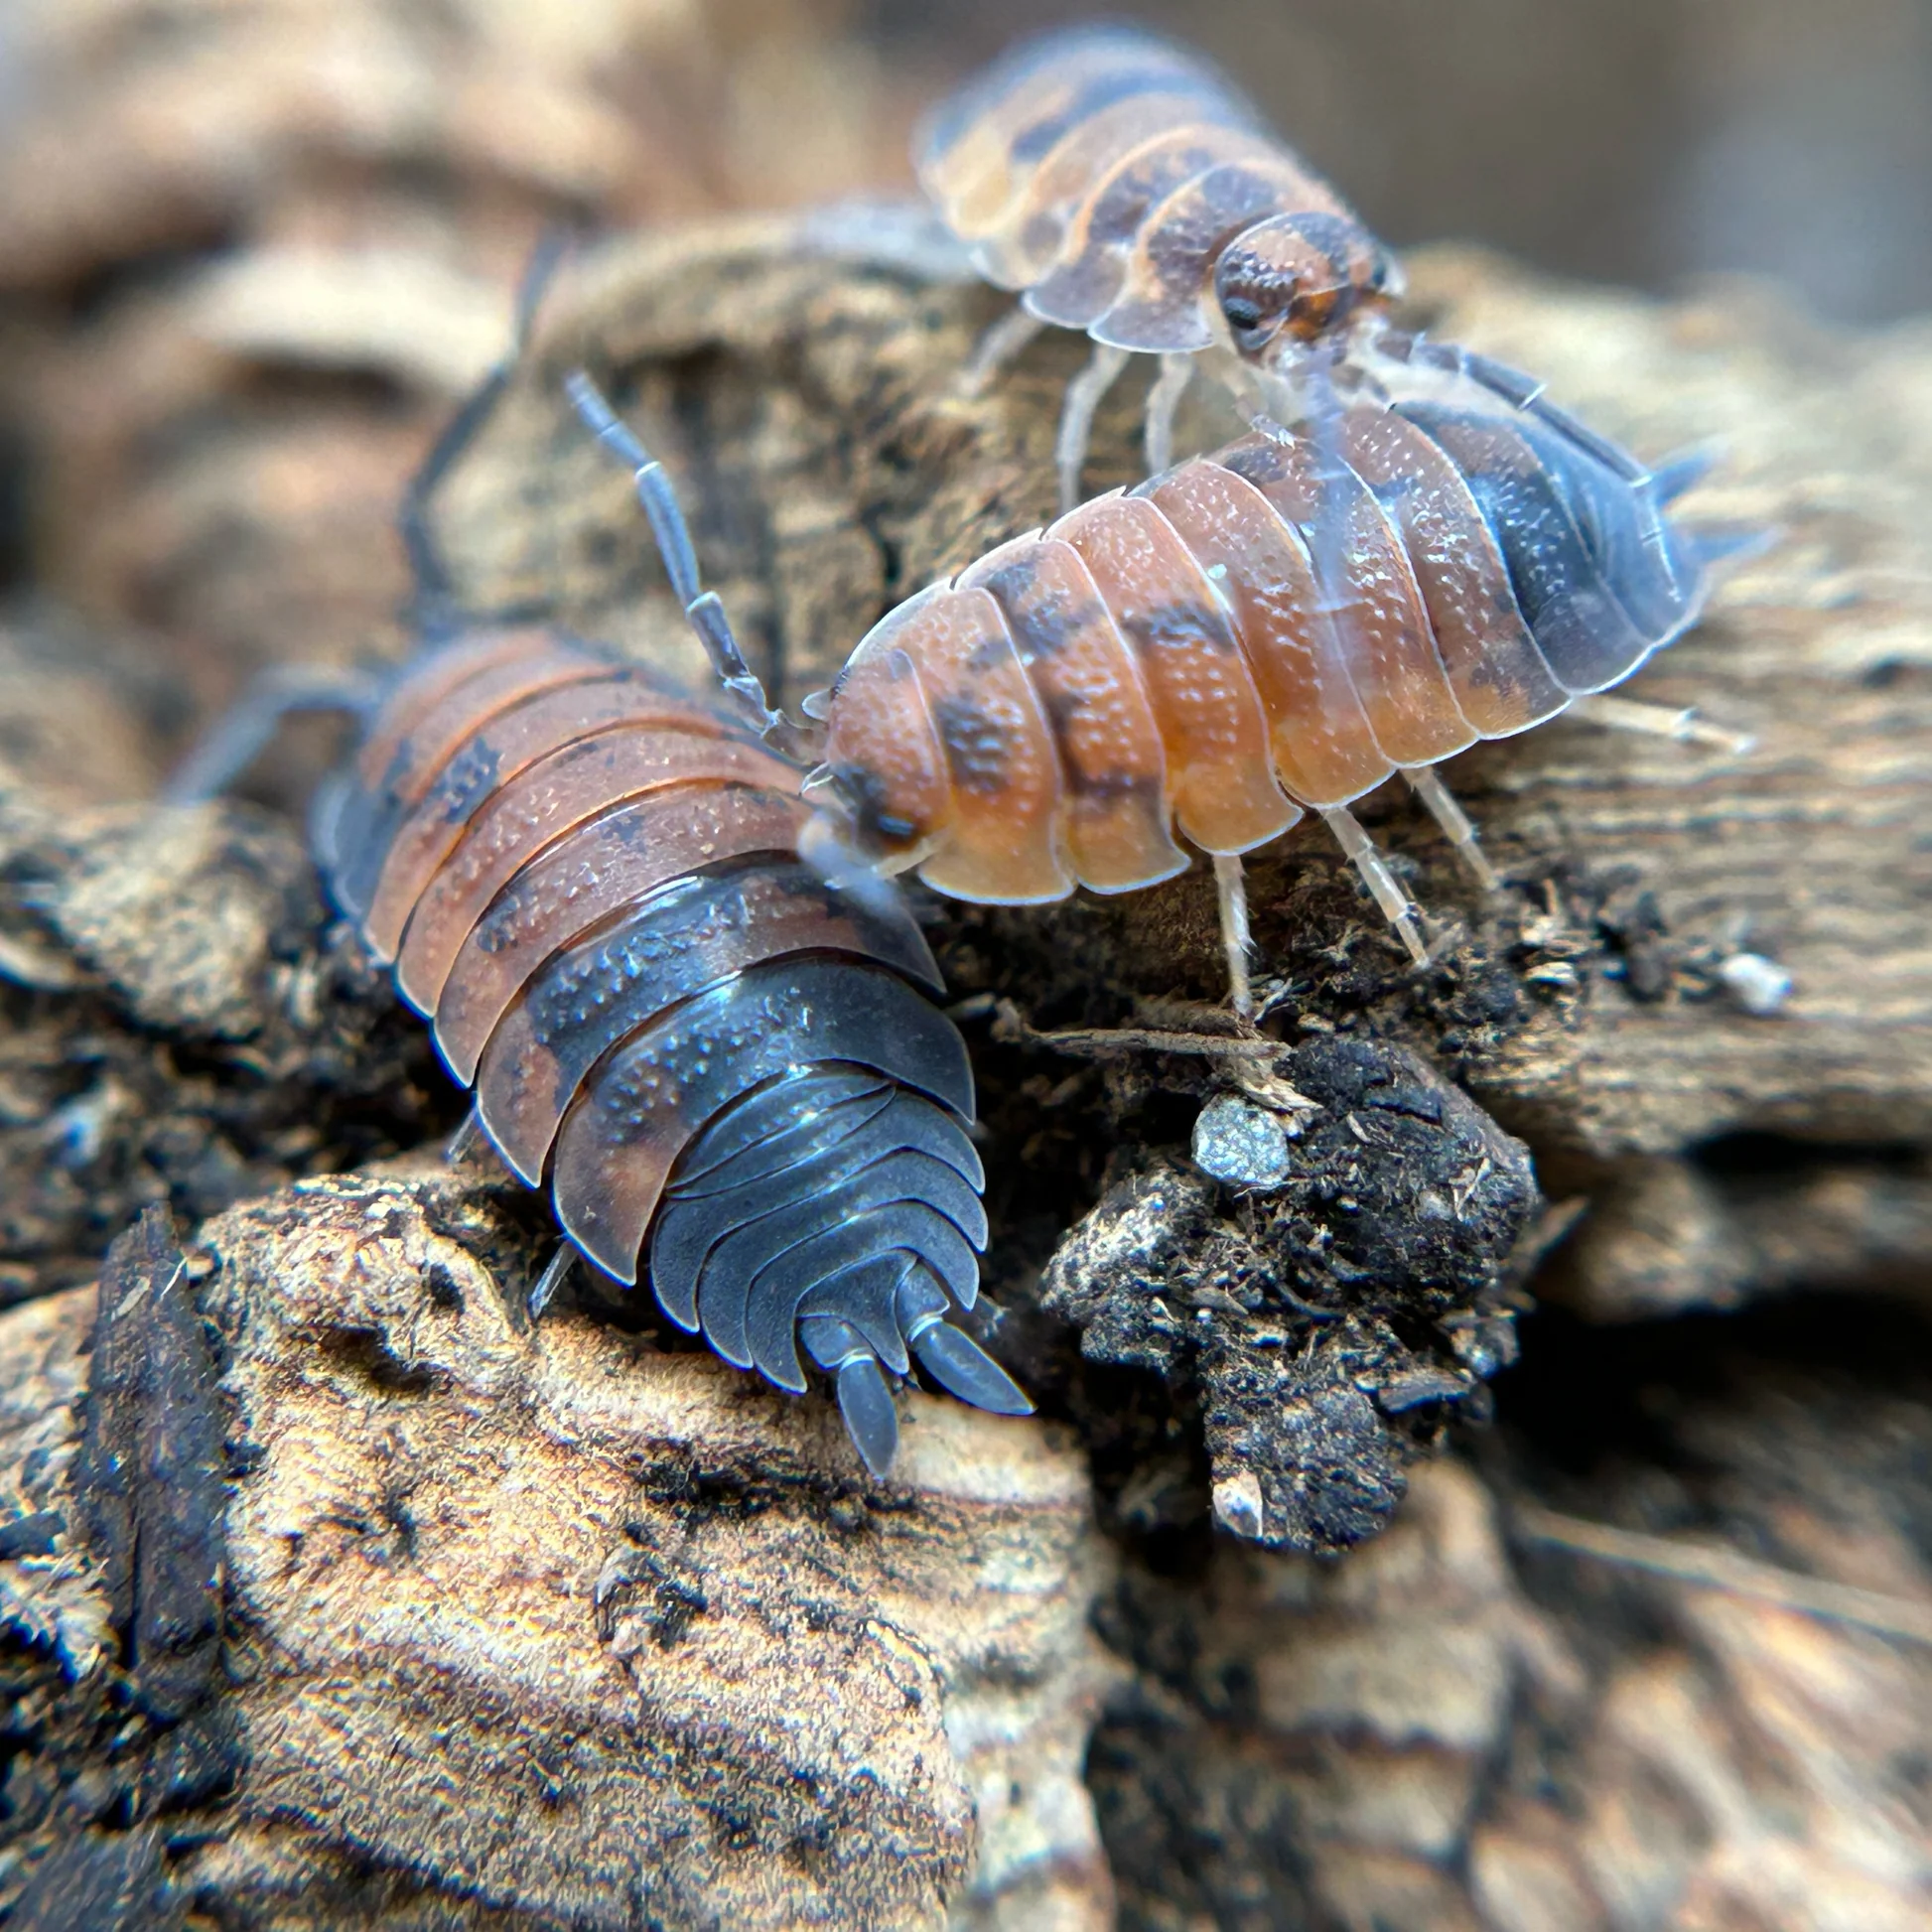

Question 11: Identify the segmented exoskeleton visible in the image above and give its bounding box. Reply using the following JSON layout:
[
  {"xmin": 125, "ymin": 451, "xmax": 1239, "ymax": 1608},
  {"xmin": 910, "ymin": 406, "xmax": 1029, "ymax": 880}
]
[
  {"xmin": 918, "ymin": 24, "xmax": 1402, "ymax": 507},
  {"xmin": 570, "ymin": 328, "xmax": 1749, "ymax": 1013},
  {"xmin": 173, "ymin": 266, "xmax": 1030, "ymax": 1477}
]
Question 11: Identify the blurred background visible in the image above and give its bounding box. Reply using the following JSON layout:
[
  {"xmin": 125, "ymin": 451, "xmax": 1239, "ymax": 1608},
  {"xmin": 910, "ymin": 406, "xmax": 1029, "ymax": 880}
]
[{"xmin": 1, "ymin": 0, "xmax": 1928, "ymax": 794}]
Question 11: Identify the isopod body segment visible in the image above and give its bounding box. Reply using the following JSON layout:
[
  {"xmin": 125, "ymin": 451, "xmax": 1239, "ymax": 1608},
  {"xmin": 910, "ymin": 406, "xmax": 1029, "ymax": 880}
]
[
  {"xmin": 817, "ymin": 337, "xmax": 1725, "ymax": 924},
  {"xmin": 311, "ymin": 623, "xmax": 1029, "ymax": 1475},
  {"xmin": 920, "ymin": 23, "xmax": 1395, "ymax": 360}
]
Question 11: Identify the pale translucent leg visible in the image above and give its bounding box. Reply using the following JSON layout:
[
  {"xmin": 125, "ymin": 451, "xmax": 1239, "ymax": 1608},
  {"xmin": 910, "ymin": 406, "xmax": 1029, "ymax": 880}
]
[
  {"xmin": 1212, "ymin": 852, "xmax": 1255, "ymax": 1022},
  {"xmin": 445, "ymin": 1108, "xmax": 486, "ymax": 1165},
  {"xmin": 1571, "ymin": 693, "xmax": 1755, "ymax": 756},
  {"xmin": 1143, "ymin": 351, "xmax": 1193, "ymax": 476},
  {"xmin": 1320, "ymin": 807, "xmax": 1428, "ymax": 965},
  {"xmin": 1057, "ymin": 343, "xmax": 1132, "ymax": 513},
  {"xmin": 958, "ymin": 303, "xmax": 1046, "ymax": 398},
  {"xmin": 1403, "ymin": 765, "xmax": 1500, "ymax": 892},
  {"xmin": 528, "ymin": 1243, "xmax": 576, "ymax": 1321}
]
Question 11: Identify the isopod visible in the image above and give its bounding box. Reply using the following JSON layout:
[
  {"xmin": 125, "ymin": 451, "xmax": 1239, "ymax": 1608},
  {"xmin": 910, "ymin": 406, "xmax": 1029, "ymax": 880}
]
[
  {"xmin": 570, "ymin": 331, "xmax": 1750, "ymax": 1015},
  {"xmin": 917, "ymin": 23, "xmax": 1402, "ymax": 507},
  {"xmin": 173, "ymin": 272, "xmax": 1031, "ymax": 1478}
]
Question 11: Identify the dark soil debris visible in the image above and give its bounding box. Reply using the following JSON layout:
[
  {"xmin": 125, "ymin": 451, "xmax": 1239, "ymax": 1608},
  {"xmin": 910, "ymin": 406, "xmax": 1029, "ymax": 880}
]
[
  {"xmin": 0, "ymin": 781, "xmax": 448, "ymax": 1306},
  {"xmin": 1042, "ymin": 1037, "xmax": 1538, "ymax": 1552}
]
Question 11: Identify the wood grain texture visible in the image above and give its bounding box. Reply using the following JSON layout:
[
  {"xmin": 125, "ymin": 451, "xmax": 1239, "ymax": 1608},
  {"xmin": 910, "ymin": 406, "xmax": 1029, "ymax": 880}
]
[
  {"xmin": 425, "ymin": 211, "xmax": 1931, "ymax": 1300},
  {"xmin": 4, "ymin": 208, "xmax": 1930, "ymax": 1930},
  {"xmin": 0, "ymin": 1172, "xmax": 1117, "ymax": 1930}
]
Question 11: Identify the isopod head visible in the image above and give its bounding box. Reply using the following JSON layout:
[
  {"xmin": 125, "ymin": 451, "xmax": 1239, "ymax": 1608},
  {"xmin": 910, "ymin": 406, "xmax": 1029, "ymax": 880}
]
[
  {"xmin": 818, "ymin": 625, "xmax": 952, "ymax": 876},
  {"xmin": 1213, "ymin": 212, "xmax": 1401, "ymax": 358}
]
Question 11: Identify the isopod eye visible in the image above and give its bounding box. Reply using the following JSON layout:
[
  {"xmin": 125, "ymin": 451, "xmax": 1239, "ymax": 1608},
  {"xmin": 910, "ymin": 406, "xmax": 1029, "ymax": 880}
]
[
  {"xmin": 1214, "ymin": 222, "xmax": 1309, "ymax": 357},
  {"xmin": 1215, "ymin": 279, "xmax": 1285, "ymax": 355},
  {"xmin": 1363, "ymin": 246, "xmax": 1403, "ymax": 301}
]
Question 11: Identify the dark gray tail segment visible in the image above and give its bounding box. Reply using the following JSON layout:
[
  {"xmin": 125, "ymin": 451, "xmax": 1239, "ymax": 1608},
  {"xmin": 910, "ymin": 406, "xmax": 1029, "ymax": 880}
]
[
  {"xmin": 1377, "ymin": 332, "xmax": 1725, "ymax": 694},
  {"xmin": 650, "ymin": 1037, "xmax": 1029, "ymax": 1479}
]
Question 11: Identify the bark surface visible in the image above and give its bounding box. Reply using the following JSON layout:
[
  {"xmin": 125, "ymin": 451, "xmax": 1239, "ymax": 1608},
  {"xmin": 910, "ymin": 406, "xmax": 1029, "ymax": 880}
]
[{"xmin": 0, "ymin": 209, "xmax": 1928, "ymax": 1930}]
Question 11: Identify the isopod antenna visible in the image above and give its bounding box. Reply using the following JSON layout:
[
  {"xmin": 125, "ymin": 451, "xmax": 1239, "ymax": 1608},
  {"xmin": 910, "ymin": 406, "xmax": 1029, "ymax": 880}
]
[
  {"xmin": 401, "ymin": 227, "xmax": 574, "ymax": 637},
  {"xmin": 566, "ymin": 370, "xmax": 819, "ymax": 765}
]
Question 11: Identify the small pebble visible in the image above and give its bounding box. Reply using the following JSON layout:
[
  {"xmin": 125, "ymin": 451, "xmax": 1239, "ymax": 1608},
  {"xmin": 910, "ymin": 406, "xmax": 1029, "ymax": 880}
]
[
  {"xmin": 1211, "ymin": 1468, "xmax": 1266, "ymax": 1540},
  {"xmin": 1718, "ymin": 951, "xmax": 1793, "ymax": 1017},
  {"xmin": 1191, "ymin": 1093, "xmax": 1292, "ymax": 1187}
]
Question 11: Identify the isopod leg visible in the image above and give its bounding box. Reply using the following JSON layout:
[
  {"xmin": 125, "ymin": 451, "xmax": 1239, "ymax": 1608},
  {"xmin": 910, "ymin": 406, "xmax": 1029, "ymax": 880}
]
[
  {"xmin": 958, "ymin": 303, "xmax": 1046, "ymax": 398},
  {"xmin": 1570, "ymin": 693, "xmax": 1756, "ymax": 756},
  {"xmin": 1403, "ymin": 765, "xmax": 1500, "ymax": 892},
  {"xmin": 1144, "ymin": 350, "xmax": 1193, "ymax": 477},
  {"xmin": 1056, "ymin": 343, "xmax": 1132, "ymax": 513},
  {"xmin": 1212, "ymin": 851, "xmax": 1257, "ymax": 1022},
  {"xmin": 527, "ymin": 1243, "xmax": 577, "ymax": 1321},
  {"xmin": 445, "ymin": 1107, "xmax": 486, "ymax": 1165},
  {"xmin": 1319, "ymin": 807, "xmax": 1429, "ymax": 966},
  {"xmin": 566, "ymin": 371, "xmax": 815, "ymax": 760},
  {"xmin": 162, "ymin": 663, "xmax": 383, "ymax": 804}
]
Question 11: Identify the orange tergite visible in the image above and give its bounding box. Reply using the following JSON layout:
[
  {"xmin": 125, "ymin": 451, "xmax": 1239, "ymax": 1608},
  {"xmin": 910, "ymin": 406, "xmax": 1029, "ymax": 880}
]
[
  {"xmin": 171, "ymin": 272, "xmax": 1030, "ymax": 1480},
  {"xmin": 571, "ymin": 332, "xmax": 1749, "ymax": 1015},
  {"xmin": 917, "ymin": 24, "xmax": 1404, "ymax": 507}
]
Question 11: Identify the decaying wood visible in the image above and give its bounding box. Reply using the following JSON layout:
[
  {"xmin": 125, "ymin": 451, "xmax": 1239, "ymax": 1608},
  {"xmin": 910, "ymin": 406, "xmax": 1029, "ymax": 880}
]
[
  {"xmin": 0, "ymin": 781, "xmax": 433, "ymax": 1308},
  {"xmin": 429, "ymin": 212, "xmax": 1932, "ymax": 1311},
  {"xmin": 1039, "ymin": 1038, "xmax": 1537, "ymax": 1554},
  {"xmin": 1091, "ymin": 1375, "xmax": 1932, "ymax": 1932},
  {"xmin": 1, "ymin": 1184, "xmax": 1117, "ymax": 1929},
  {"xmin": 0, "ymin": 1212, "xmax": 232, "ymax": 1932},
  {"xmin": 70, "ymin": 1208, "xmax": 226, "ymax": 1726},
  {"xmin": 2, "ymin": 207, "xmax": 1930, "ymax": 1930}
]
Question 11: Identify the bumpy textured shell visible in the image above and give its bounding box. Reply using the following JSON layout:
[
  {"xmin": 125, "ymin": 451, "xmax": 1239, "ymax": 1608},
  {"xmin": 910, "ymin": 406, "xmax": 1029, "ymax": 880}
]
[
  {"xmin": 917, "ymin": 24, "xmax": 1375, "ymax": 352},
  {"xmin": 820, "ymin": 338, "xmax": 1716, "ymax": 902},
  {"xmin": 316, "ymin": 629, "xmax": 1026, "ymax": 1472}
]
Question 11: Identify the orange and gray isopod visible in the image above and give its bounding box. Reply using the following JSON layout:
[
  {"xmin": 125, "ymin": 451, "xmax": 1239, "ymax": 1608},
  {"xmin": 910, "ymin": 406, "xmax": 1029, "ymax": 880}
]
[
  {"xmin": 315, "ymin": 626, "xmax": 1029, "ymax": 1473},
  {"xmin": 818, "ymin": 344, "xmax": 1727, "ymax": 906},
  {"xmin": 918, "ymin": 23, "xmax": 1398, "ymax": 358}
]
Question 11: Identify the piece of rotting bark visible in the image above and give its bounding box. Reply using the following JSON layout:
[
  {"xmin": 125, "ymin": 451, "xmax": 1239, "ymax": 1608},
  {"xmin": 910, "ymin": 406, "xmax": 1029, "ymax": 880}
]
[
  {"xmin": 0, "ymin": 1218, "xmax": 237, "ymax": 1921},
  {"xmin": 71, "ymin": 1206, "xmax": 227, "ymax": 1725},
  {"xmin": 0, "ymin": 1169, "xmax": 1120, "ymax": 1930}
]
